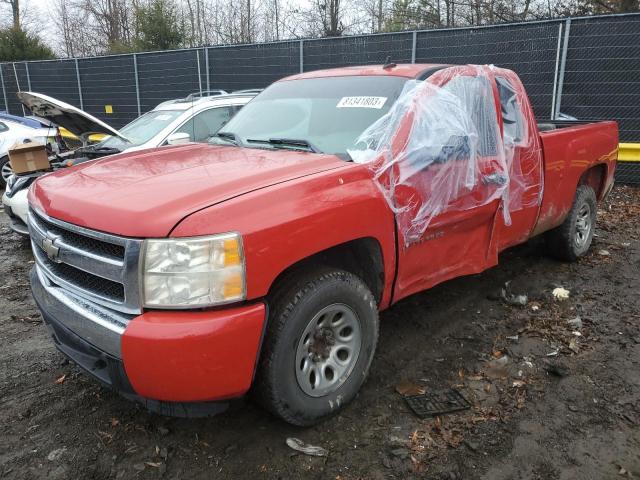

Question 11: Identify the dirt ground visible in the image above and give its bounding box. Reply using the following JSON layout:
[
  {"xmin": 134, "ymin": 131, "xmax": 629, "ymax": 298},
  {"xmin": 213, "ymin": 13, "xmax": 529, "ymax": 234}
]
[{"xmin": 1, "ymin": 185, "xmax": 639, "ymax": 480}]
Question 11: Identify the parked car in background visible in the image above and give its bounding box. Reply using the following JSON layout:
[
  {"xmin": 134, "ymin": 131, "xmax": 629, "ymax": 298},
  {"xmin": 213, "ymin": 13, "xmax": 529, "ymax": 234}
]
[
  {"xmin": 2, "ymin": 91, "xmax": 255, "ymax": 234},
  {"xmin": 0, "ymin": 111, "xmax": 48, "ymax": 129},
  {"xmin": 27, "ymin": 64, "xmax": 617, "ymax": 425},
  {"xmin": 0, "ymin": 110, "xmax": 106, "ymax": 151},
  {"xmin": 0, "ymin": 119, "xmax": 64, "ymax": 188}
]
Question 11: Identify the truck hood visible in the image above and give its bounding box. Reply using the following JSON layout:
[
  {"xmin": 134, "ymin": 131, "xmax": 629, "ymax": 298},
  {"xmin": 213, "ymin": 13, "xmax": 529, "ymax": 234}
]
[
  {"xmin": 17, "ymin": 91, "xmax": 126, "ymax": 140},
  {"xmin": 30, "ymin": 143, "xmax": 346, "ymax": 237}
]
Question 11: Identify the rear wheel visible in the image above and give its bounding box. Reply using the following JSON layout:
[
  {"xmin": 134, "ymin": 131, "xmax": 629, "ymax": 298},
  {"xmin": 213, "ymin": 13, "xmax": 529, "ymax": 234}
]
[
  {"xmin": 254, "ymin": 267, "xmax": 379, "ymax": 426},
  {"xmin": 545, "ymin": 185, "xmax": 597, "ymax": 262},
  {"xmin": 0, "ymin": 156, "xmax": 11, "ymax": 188}
]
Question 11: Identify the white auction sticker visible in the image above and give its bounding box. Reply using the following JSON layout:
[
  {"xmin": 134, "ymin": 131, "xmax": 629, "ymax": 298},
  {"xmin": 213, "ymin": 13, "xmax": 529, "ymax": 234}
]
[{"xmin": 337, "ymin": 96, "xmax": 387, "ymax": 109}]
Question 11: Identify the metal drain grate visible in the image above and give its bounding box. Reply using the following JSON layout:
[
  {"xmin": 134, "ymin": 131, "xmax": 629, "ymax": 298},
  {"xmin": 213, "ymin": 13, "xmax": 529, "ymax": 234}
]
[{"xmin": 404, "ymin": 389, "xmax": 471, "ymax": 418}]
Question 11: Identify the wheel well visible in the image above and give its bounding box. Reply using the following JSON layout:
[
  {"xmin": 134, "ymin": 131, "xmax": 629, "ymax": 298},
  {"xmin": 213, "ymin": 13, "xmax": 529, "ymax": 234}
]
[
  {"xmin": 267, "ymin": 238, "xmax": 385, "ymax": 304},
  {"xmin": 578, "ymin": 164, "xmax": 607, "ymax": 200}
]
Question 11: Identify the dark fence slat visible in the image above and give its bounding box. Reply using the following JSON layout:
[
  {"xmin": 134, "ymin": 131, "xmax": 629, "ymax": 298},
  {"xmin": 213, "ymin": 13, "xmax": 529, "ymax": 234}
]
[
  {"xmin": 208, "ymin": 42, "xmax": 300, "ymax": 92},
  {"xmin": 303, "ymin": 33, "xmax": 414, "ymax": 71},
  {"xmin": 415, "ymin": 21, "xmax": 561, "ymax": 120},
  {"xmin": 137, "ymin": 49, "xmax": 202, "ymax": 113},
  {"xmin": 561, "ymin": 15, "xmax": 640, "ymax": 142},
  {"xmin": 77, "ymin": 56, "xmax": 138, "ymax": 129}
]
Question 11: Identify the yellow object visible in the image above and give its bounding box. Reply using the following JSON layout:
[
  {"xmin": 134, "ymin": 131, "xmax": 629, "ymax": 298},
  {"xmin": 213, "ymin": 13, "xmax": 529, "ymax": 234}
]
[
  {"xmin": 223, "ymin": 238, "xmax": 241, "ymax": 267},
  {"xmin": 618, "ymin": 143, "xmax": 640, "ymax": 163},
  {"xmin": 105, "ymin": 105, "xmax": 113, "ymax": 114},
  {"xmin": 223, "ymin": 272, "xmax": 244, "ymax": 299},
  {"xmin": 58, "ymin": 127, "xmax": 106, "ymax": 144}
]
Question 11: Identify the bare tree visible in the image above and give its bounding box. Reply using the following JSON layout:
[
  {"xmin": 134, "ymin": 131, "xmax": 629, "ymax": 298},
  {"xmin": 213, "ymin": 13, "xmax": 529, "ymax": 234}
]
[
  {"xmin": 53, "ymin": 0, "xmax": 101, "ymax": 56},
  {"xmin": 1, "ymin": 0, "xmax": 20, "ymax": 29}
]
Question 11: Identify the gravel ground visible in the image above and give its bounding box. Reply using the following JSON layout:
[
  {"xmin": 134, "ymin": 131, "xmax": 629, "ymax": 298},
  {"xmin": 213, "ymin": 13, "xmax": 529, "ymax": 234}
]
[{"xmin": 1, "ymin": 186, "xmax": 639, "ymax": 480}]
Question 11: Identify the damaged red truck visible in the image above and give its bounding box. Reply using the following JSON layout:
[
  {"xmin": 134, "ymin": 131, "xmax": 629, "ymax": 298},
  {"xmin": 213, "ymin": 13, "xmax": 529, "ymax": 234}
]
[{"xmin": 28, "ymin": 64, "xmax": 617, "ymax": 425}]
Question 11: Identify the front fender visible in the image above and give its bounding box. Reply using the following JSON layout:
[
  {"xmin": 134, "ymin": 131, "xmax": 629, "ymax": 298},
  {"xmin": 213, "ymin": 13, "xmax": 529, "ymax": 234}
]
[{"xmin": 170, "ymin": 164, "xmax": 397, "ymax": 309}]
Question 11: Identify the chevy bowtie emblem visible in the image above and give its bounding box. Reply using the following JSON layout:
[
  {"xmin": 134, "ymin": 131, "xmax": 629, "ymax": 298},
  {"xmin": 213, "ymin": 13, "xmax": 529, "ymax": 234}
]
[{"xmin": 42, "ymin": 235, "xmax": 61, "ymax": 263}]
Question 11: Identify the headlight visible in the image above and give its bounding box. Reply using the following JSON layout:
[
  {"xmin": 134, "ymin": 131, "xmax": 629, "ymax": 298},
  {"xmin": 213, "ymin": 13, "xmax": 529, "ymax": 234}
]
[{"xmin": 142, "ymin": 233, "xmax": 245, "ymax": 308}]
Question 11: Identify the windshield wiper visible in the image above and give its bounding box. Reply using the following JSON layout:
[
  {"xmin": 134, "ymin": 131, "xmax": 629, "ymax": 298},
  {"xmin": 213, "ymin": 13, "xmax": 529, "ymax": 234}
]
[
  {"xmin": 211, "ymin": 131, "xmax": 241, "ymax": 146},
  {"xmin": 246, "ymin": 138, "xmax": 321, "ymax": 153}
]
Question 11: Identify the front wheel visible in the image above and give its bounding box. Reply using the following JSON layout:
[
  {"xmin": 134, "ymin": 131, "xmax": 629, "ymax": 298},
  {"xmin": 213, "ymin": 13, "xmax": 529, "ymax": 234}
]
[
  {"xmin": 545, "ymin": 185, "xmax": 597, "ymax": 262},
  {"xmin": 254, "ymin": 268, "xmax": 379, "ymax": 426},
  {"xmin": 0, "ymin": 156, "xmax": 11, "ymax": 188}
]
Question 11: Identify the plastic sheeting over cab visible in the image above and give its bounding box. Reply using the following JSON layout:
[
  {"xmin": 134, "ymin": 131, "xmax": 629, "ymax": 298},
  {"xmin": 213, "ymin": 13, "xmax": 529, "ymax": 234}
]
[{"xmin": 349, "ymin": 65, "xmax": 542, "ymax": 245}]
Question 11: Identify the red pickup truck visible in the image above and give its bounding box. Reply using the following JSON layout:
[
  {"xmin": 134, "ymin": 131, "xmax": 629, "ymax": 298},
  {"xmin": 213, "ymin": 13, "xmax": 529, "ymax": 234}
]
[{"xmin": 28, "ymin": 64, "xmax": 617, "ymax": 425}]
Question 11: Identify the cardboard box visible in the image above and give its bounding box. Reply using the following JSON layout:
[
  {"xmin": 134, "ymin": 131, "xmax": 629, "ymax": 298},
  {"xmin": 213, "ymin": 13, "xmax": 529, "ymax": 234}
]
[{"xmin": 8, "ymin": 142, "xmax": 50, "ymax": 175}]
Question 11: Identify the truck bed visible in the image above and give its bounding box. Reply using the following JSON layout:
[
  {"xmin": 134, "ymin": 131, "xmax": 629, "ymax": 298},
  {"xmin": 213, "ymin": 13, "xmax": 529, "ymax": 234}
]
[{"xmin": 533, "ymin": 120, "xmax": 618, "ymax": 235}]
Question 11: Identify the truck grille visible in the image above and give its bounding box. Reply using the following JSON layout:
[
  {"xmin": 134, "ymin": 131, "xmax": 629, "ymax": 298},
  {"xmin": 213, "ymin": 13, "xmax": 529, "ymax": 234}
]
[{"xmin": 29, "ymin": 208, "xmax": 143, "ymax": 314}]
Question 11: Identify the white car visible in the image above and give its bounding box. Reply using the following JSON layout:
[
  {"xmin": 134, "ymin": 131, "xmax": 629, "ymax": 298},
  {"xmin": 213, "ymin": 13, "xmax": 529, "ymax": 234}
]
[
  {"xmin": 0, "ymin": 119, "xmax": 61, "ymax": 187},
  {"xmin": 2, "ymin": 91, "xmax": 256, "ymax": 235}
]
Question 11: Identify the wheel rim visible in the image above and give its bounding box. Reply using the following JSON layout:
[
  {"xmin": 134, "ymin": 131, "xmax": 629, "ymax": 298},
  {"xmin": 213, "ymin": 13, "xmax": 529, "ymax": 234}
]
[
  {"xmin": 1, "ymin": 161, "xmax": 12, "ymax": 183},
  {"xmin": 574, "ymin": 202, "xmax": 592, "ymax": 249},
  {"xmin": 295, "ymin": 303, "xmax": 362, "ymax": 397}
]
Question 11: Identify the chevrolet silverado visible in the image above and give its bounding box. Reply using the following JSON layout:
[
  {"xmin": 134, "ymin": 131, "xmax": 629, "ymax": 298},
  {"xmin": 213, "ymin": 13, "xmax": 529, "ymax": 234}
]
[{"xmin": 27, "ymin": 64, "xmax": 617, "ymax": 425}]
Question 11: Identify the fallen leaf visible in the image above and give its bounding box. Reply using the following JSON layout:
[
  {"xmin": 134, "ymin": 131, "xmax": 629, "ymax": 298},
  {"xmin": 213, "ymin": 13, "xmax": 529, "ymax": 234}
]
[
  {"xmin": 54, "ymin": 374, "xmax": 66, "ymax": 385},
  {"xmin": 395, "ymin": 381, "xmax": 426, "ymax": 396},
  {"xmin": 552, "ymin": 287, "xmax": 570, "ymax": 301},
  {"xmin": 568, "ymin": 338, "xmax": 580, "ymax": 354},
  {"xmin": 145, "ymin": 461, "xmax": 162, "ymax": 468}
]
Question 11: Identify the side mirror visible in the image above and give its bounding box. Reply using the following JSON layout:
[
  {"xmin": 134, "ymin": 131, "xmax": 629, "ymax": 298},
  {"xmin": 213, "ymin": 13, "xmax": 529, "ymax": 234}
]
[
  {"xmin": 167, "ymin": 132, "xmax": 191, "ymax": 145},
  {"xmin": 436, "ymin": 135, "xmax": 470, "ymax": 163}
]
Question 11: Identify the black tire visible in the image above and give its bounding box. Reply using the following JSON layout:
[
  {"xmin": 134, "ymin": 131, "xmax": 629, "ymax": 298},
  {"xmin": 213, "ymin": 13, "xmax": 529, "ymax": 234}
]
[
  {"xmin": 0, "ymin": 156, "xmax": 11, "ymax": 188},
  {"xmin": 254, "ymin": 267, "xmax": 379, "ymax": 426},
  {"xmin": 545, "ymin": 185, "xmax": 597, "ymax": 262}
]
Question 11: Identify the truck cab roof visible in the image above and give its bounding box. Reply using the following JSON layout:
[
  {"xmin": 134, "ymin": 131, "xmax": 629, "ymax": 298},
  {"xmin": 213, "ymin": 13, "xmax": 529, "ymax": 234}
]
[{"xmin": 281, "ymin": 63, "xmax": 450, "ymax": 82}]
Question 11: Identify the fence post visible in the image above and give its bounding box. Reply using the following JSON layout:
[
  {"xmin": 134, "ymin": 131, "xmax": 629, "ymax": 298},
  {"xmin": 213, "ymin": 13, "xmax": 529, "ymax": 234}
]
[
  {"xmin": 196, "ymin": 49, "xmax": 202, "ymax": 94},
  {"xmin": 550, "ymin": 22, "xmax": 563, "ymax": 119},
  {"xmin": 299, "ymin": 40, "xmax": 304, "ymax": 73},
  {"xmin": 0, "ymin": 65, "xmax": 8, "ymax": 113},
  {"xmin": 25, "ymin": 62, "xmax": 31, "ymax": 91},
  {"xmin": 13, "ymin": 63, "xmax": 26, "ymax": 115},
  {"xmin": 205, "ymin": 47, "xmax": 210, "ymax": 91},
  {"xmin": 554, "ymin": 18, "xmax": 571, "ymax": 119},
  {"xmin": 74, "ymin": 58, "xmax": 84, "ymax": 110},
  {"xmin": 411, "ymin": 31, "xmax": 417, "ymax": 63},
  {"xmin": 133, "ymin": 54, "xmax": 141, "ymax": 117}
]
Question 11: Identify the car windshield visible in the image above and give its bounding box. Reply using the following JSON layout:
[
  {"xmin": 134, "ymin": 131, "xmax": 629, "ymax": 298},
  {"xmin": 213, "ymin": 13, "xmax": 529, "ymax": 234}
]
[
  {"xmin": 98, "ymin": 109, "xmax": 184, "ymax": 150},
  {"xmin": 216, "ymin": 76, "xmax": 409, "ymax": 156}
]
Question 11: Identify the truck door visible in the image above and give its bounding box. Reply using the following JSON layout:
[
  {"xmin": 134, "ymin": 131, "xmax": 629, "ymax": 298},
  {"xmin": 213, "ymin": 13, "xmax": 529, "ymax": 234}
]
[
  {"xmin": 391, "ymin": 69, "xmax": 506, "ymax": 301},
  {"xmin": 492, "ymin": 72, "xmax": 544, "ymax": 249}
]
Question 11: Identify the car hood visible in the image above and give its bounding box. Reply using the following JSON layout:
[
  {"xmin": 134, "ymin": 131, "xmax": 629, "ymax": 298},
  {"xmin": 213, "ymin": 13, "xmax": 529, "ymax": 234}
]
[
  {"xmin": 30, "ymin": 143, "xmax": 347, "ymax": 237},
  {"xmin": 17, "ymin": 91, "xmax": 126, "ymax": 140}
]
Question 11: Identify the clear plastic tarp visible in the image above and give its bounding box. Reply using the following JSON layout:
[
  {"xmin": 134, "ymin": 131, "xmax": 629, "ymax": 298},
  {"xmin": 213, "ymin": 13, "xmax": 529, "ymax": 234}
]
[{"xmin": 348, "ymin": 65, "xmax": 540, "ymax": 244}]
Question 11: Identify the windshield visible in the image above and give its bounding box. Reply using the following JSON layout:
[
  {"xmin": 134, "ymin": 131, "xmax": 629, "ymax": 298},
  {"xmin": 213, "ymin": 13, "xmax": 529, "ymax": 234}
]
[
  {"xmin": 217, "ymin": 76, "xmax": 409, "ymax": 156},
  {"xmin": 98, "ymin": 109, "xmax": 183, "ymax": 150}
]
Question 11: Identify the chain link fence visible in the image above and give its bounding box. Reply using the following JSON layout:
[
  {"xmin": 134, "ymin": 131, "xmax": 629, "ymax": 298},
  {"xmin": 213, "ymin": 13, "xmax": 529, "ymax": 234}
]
[{"xmin": 1, "ymin": 13, "xmax": 639, "ymax": 183}]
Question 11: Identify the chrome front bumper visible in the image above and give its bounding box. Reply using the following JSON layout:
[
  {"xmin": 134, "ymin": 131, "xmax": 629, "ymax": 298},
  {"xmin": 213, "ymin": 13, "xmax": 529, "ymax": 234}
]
[{"xmin": 30, "ymin": 266, "xmax": 133, "ymax": 358}]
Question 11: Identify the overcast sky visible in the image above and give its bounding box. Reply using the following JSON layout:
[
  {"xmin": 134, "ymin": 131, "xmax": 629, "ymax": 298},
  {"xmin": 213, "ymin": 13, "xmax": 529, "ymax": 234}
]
[{"xmin": 1, "ymin": 0, "xmax": 59, "ymax": 49}]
